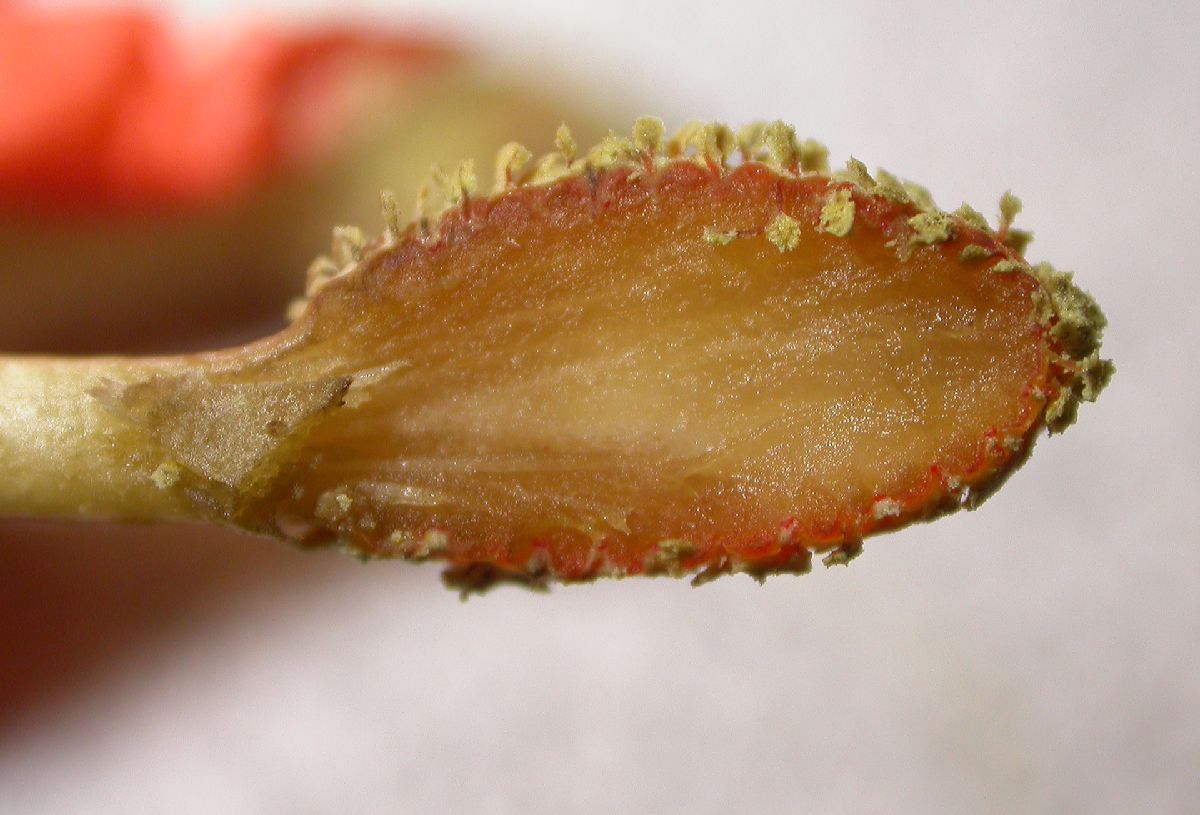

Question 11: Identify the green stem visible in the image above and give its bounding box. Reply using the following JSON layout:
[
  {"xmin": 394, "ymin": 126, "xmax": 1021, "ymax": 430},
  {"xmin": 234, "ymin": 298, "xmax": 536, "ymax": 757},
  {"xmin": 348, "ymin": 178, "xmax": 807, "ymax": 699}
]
[{"xmin": 0, "ymin": 355, "xmax": 198, "ymax": 522}]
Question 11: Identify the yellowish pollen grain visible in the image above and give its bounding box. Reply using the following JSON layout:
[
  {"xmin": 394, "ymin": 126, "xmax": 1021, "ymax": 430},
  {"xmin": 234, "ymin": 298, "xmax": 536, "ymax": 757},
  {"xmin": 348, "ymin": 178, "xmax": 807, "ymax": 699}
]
[
  {"xmin": 667, "ymin": 121, "xmax": 702, "ymax": 156},
  {"xmin": 872, "ymin": 497, "xmax": 903, "ymax": 519},
  {"xmin": 1005, "ymin": 228, "xmax": 1034, "ymax": 255},
  {"xmin": 430, "ymin": 164, "xmax": 452, "ymax": 205},
  {"xmin": 493, "ymin": 141, "xmax": 532, "ymax": 191},
  {"xmin": 999, "ymin": 190, "xmax": 1023, "ymax": 228},
  {"xmin": 456, "ymin": 159, "xmax": 478, "ymax": 201},
  {"xmin": 421, "ymin": 529, "xmax": 449, "ymax": 556},
  {"xmin": 954, "ymin": 203, "xmax": 989, "ymax": 231},
  {"xmin": 819, "ymin": 188, "xmax": 856, "ymax": 237},
  {"xmin": 657, "ymin": 538, "xmax": 695, "ymax": 558},
  {"xmin": 709, "ymin": 123, "xmax": 735, "ymax": 164},
  {"xmin": 959, "ymin": 244, "xmax": 994, "ymax": 262},
  {"xmin": 991, "ymin": 259, "xmax": 1026, "ymax": 274},
  {"xmin": 589, "ymin": 133, "xmax": 638, "ymax": 167},
  {"xmin": 528, "ymin": 152, "xmax": 571, "ymax": 186},
  {"xmin": 632, "ymin": 116, "xmax": 665, "ymax": 155},
  {"xmin": 316, "ymin": 488, "xmax": 353, "ymax": 522},
  {"xmin": 379, "ymin": 189, "xmax": 402, "ymax": 240},
  {"xmin": 555, "ymin": 124, "xmax": 577, "ymax": 162},
  {"xmin": 822, "ymin": 547, "xmax": 859, "ymax": 567},
  {"xmin": 441, "ymin": 161, "xmax": 475, "ymax": 207},
  {"xmin": 872, "ymin": 169, "xmax": 911, "ymax": 203},
  {"xmin": 836, "ymin": 158, "xmax": 875, "ymax": 190},
  {"xmin": 903, "ymin": 181, "xmax": 936, "ymax": 212},
  {"xmin": 702, "ymin": 227, "xmax": 738, "ymax": 246},
  {"xmin": 735, "ymin": 122, "xmax": 765, "ymax": 158},
  {"xmin": 762, "ymin": 121, "xmax": 799, "ymax": 169},
  {"xmin": 669, "ymin": 122, "xmax": 730, "ymax": 165},
  {"xmin": 386, "ymin": 529, "xmax": 449, "ymax": 559},
  {"xmin": 766, "ymin": 212, "xmax": 802, "ymax": 252},
  {"xmin": 151, "ymin": 461, "xmax": 182, "ymax": 490},
  {"xmin": 1079, "ymin": 352, "xmax": 1114, "ymax": 402},
  {"xmin": 1045, "ymin": 388, "xmax": 1073, "ymax": 428},
  {"xmin": 798, "ymin": 139, "xmax": 830, "ymax": 173},
  {"xmin": 908, "ymin": 211, "xmax": 956, "ymax": 245},
  {"xmin": 525, "ymin": 549, "xmax": 549, "ymax": 574},
  {"xmin": 331, "ymin": 225, "xmax": 365, "ymax": 267},
  {"xmin": 304, "ymin": 256, "xmax": 340, "ymax": 297},
  {"xmin": 692, "ymin": 124, "xmax": 720, "ymax": 162}
]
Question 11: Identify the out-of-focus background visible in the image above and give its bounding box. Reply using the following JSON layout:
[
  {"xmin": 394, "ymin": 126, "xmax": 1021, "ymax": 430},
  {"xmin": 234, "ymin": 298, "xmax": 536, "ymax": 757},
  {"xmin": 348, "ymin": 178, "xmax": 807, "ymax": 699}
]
[{"xmin": 1, "ymin": 1, "xmax": 1196, "ymax": 812}]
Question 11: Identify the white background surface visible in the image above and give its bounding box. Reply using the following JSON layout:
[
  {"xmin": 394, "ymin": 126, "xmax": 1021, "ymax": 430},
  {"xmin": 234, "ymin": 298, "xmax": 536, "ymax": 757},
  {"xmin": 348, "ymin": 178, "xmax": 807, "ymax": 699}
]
[{"xmin": 3, "ymin": 1, "xmax": 1198, "ymax": 813}]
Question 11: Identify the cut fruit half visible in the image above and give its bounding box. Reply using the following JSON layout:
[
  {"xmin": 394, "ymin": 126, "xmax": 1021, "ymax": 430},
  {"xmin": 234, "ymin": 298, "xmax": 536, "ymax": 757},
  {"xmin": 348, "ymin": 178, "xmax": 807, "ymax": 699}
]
[{"xmin": 0, "ymin": 119, "xmax": 1112, "ymax": 593}]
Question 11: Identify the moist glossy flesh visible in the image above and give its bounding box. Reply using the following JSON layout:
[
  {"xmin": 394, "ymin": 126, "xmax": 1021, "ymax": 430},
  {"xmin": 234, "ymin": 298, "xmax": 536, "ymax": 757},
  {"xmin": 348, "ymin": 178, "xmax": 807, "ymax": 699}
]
[{"xmin": 244, "ymin": 162, "xmax": 1045, "ymax": 581}]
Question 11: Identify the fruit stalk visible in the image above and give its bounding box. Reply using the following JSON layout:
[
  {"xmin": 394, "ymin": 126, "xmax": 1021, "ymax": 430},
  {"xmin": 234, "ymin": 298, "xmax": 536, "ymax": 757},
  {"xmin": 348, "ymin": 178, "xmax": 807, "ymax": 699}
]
[{"xmin": 0, "ymin": 355, "xmax": 194, "ymax": 521}]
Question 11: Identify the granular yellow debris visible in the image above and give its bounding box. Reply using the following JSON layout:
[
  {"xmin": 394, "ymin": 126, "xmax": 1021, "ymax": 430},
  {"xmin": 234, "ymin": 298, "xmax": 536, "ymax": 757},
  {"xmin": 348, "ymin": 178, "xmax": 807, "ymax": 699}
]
[{"xmin": 766, "ymin": 213, "xmax": 802, "ymax": 252}]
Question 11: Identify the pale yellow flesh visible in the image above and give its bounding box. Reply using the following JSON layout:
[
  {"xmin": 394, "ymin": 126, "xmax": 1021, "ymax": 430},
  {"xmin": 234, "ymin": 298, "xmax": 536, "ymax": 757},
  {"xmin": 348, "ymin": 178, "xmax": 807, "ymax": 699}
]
[{"xmin": 251, "ymin": 175, "xmax": 1040, "ymax": 553}]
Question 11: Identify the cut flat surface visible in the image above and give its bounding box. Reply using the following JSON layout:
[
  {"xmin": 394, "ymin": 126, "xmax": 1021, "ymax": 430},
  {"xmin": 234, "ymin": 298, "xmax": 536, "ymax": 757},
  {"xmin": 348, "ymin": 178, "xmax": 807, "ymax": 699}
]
[{"xmin": 95, "ymin": 122, "xmax": 1110, "ymax": 590}]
